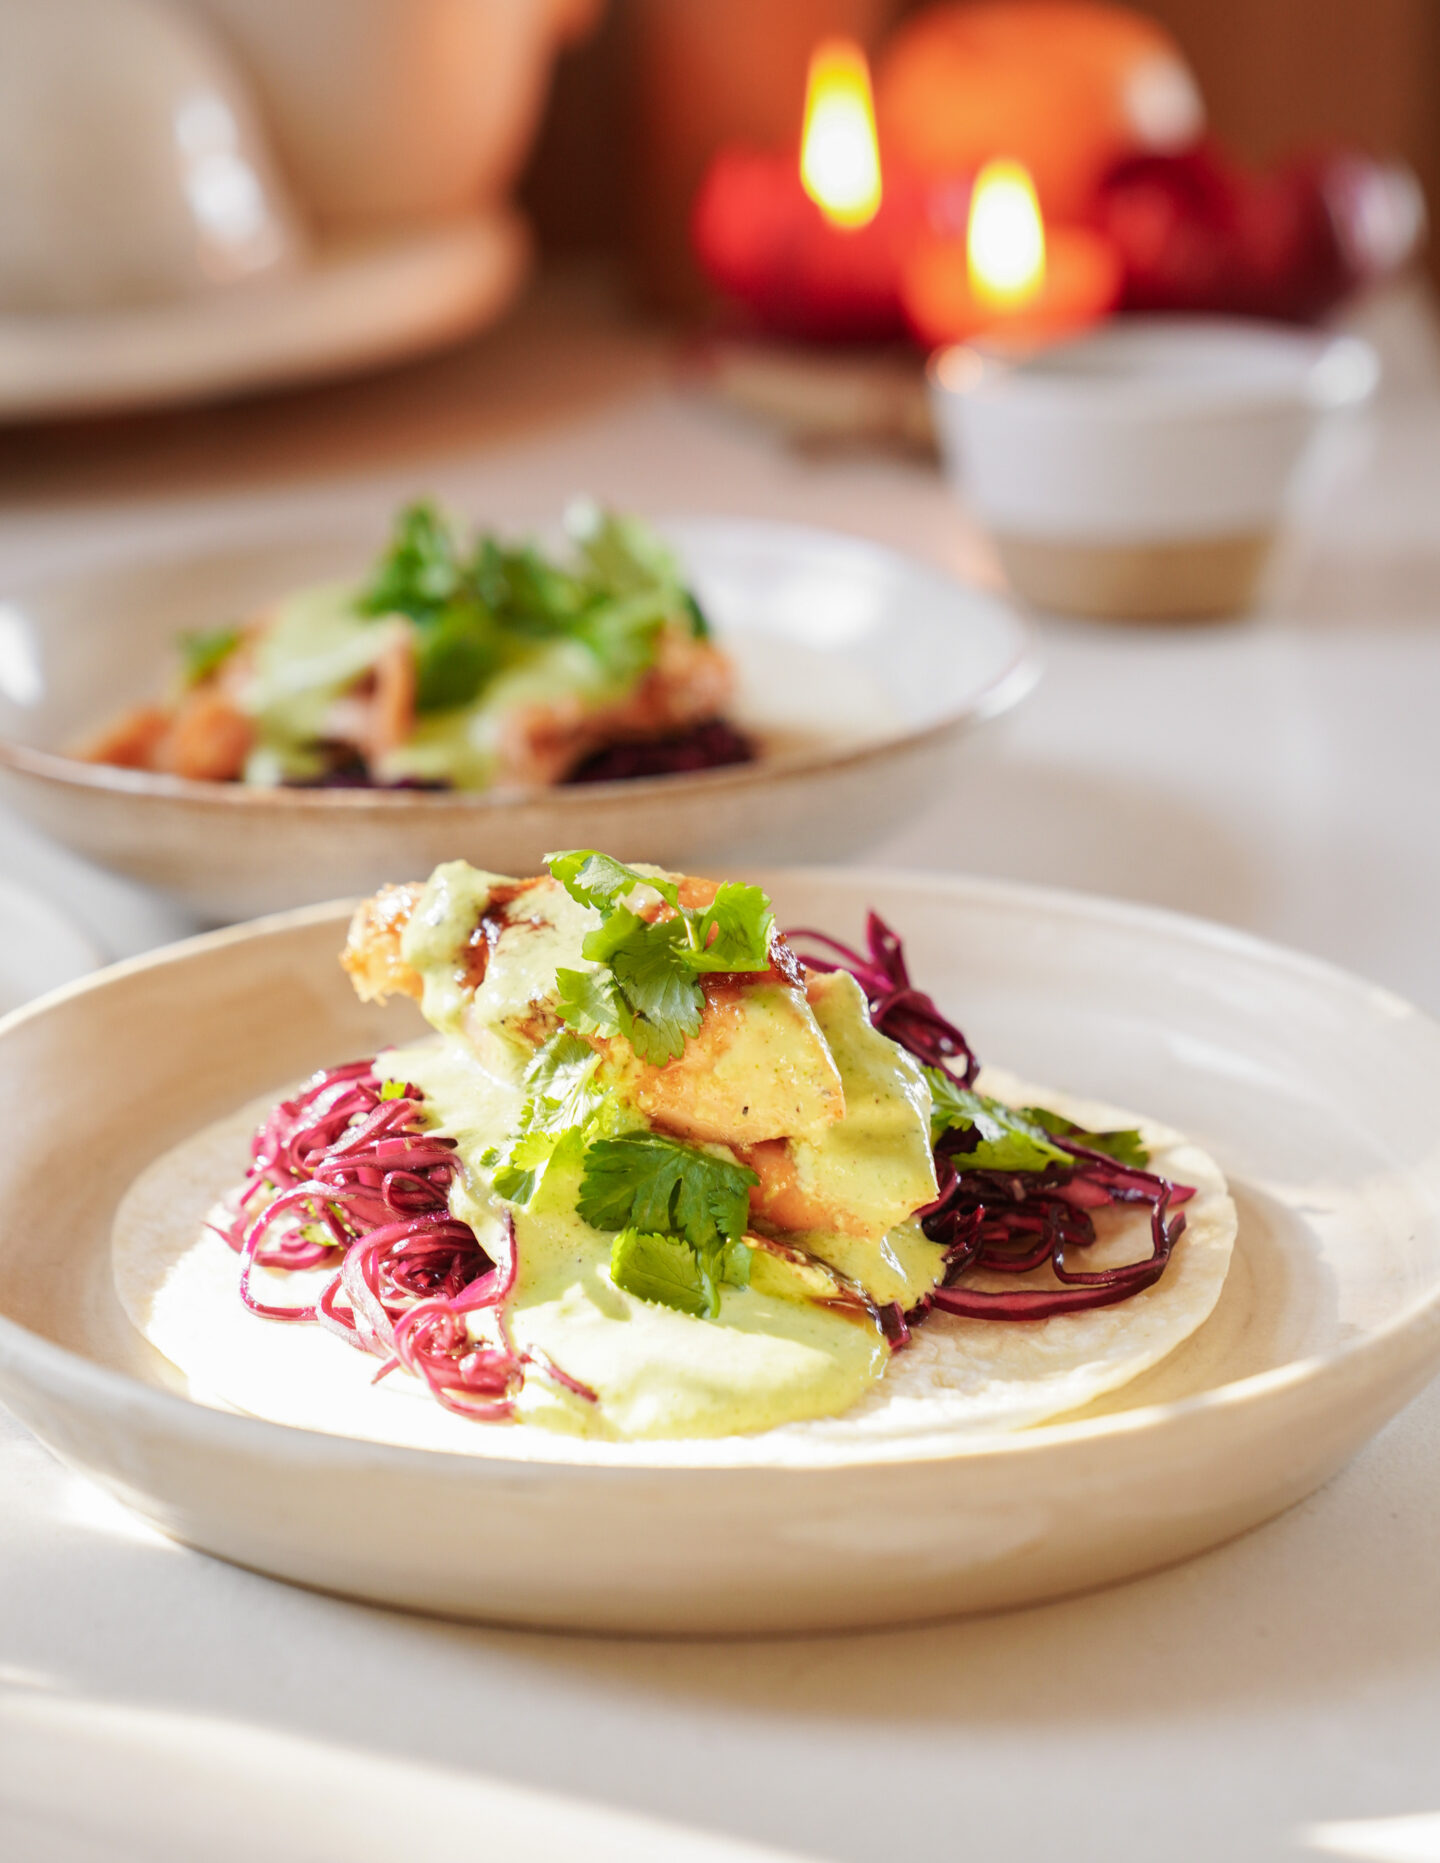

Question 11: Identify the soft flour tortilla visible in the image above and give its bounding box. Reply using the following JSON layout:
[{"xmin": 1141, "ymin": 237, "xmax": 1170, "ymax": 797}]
[{"xmin": 112, "ymin": 1066, "xmax": 1236, "ymax": 1466}]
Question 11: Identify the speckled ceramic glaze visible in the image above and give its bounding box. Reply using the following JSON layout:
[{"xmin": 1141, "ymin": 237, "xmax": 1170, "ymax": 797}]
[{"xmin": 1, "ymin": 871, "xmax": 1438, "ymax": 1633}]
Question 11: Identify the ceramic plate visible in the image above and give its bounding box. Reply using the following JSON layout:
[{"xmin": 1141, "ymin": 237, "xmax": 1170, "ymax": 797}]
[
  {"xmin": 1, "ymin": 870, "xmax": 1437, "ymax": 1634},
  {"xmin": 0, "ymin": 520, "xmax": 1035, "ymax": 920},
  {"xmin": 0, "ymin": 211, "xmax": 527, "ymax": 422}
]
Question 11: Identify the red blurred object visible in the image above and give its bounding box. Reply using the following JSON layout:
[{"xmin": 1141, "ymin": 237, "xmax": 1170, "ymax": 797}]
[
  {"xmin": 691, "ymin": 145, "xmax": 921, "ymax": 341},
  {"xmin": 901, "ymin": 223, "xmax": 1121, "ymax": 348},
  {"xmin": 1096, "ymin": 140, "xmax": 1427, "ymax": 324}
]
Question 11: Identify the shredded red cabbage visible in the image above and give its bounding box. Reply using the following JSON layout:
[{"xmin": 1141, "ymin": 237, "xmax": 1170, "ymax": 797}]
[
  {"xmin": 786, "ymin": 912, "xmax": 980, "ymax": 1084},
  {"xmin": 788, "ymin": 912, "xmax": 1195, "ymax": 1327},
  {"xmin": 218, "ymin": 1061, "xmax": 594, "ymax": 1419},
  {"xmin": 564, "ymin": 718, "xmax": 756, "ymax": 784},
  {"xmin": 224, "ymin": 909, "xmax": 1200, "ymax": 1427},
  {"xmin": 916, "ymin": 1150, "xmax": 1192, "ymax": 1321}
]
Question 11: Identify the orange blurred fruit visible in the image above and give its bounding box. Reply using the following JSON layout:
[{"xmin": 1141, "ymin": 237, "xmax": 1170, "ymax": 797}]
[{"xmin": 875, "ymin": 1, "xmax": 1204, "ymax": 221}]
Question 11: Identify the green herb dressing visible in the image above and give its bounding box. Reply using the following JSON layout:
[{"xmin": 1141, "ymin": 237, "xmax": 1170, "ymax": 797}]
[
  {"xmin": 380, "ymin": 1037, "xmax": 887, "ymax": 1439},
  {"xmin": 472, "ymin": 882, "xmax": 602, "ymax": 1059},
  {"xmin": 779, "ymin": 972, "xmax": 944, "ymax": 1304},
  {"xmin": 381, "ymin": 861, "xmax": 949, "ymax": 1439},
  {"xmin": 240, "ymin": 582, "xmax": 404, "ymax": 784},
  {"xmin": 235, "ymin": 569, "xmax": 669, "ymax": 790},
  {"xmin": 379, "ymin": 637, "xmax": 637, "ymax": 791}
]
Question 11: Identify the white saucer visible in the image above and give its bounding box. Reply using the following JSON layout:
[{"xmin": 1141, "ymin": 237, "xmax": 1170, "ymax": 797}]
[
  {"xmin": 0, "ymin": 211, "xmax": 529, "ymax": 421},
  {"xmin": 0, "ymin": 878, "xmax": 101, "ymax": 1013}
]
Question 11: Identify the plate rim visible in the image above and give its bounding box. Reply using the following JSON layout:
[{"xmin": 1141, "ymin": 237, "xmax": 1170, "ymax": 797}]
[
  {"xmin": 2, "ymin": 865, "xmax": 1438, "ymax": 1477},
  {"xmin": 0, "ymin": 515, "xmax": 1039, "ymax": 812},
  {"xmin": 0, "ymin": 210, "xmax": 530, "ymax": 421}
]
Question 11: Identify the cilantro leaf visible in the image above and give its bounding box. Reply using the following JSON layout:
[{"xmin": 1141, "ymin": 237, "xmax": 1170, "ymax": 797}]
[
  {"xmin": 578, "ymin": 1132, "xmax": 756, "ymax": 1255},
  {"xmin": 522, "ymin": 1031, "xmax": 602, "ymax": 1120},
  {"xmin": 1023, "ymin": 1106, "xmax": 1149, "ymax": 1170},
  {"xmin": 572, "ymin": 596, "xmax": 666, "ymax": 685},
  {"xmin": 354, "ymin": 502, "xmax": 698, "ymax": 726},
  {"xmin": 493, "ymin": 1128, "xmax": 576, "ymax": 1206},
  {"xmin": 580, "ymin": 903, "xmax": 649, "ymax": 965},
  {"xmin": 484, "ymin": 1032, "xmax": 605, "ymax": 1206},
  {"xmin": 720, "ymin": 1238, "xmax": 751, "ymax": 1289},
  {"xmin": 378, "ymin": 1079, "xmax": 407, "ymax": 1102},
  {"xmin": 608, "ymin": 919, "xmax": 705, "ymax": 1064},
  {"xmin": 411, "ymin": 598, "xmax": 501, "ymax": 712},
  {"xmin": 682, "ymin": 590, "xmax": 711, "ymax": 640},
  {"xmin": 358, "ymin": 502, "xmax": 462, "ymax": 619},
  {"xmin": 548, "ymin": 850, "xmax": 677, "ymax": 914},
  {"xmin": 925, "ymin": 1069, "xmax": 1076, "ymax": 1172},
  {"xmin": 476, "ymin": 541, "xmax": 590, "ymax": 636},
  {"xmin": 567, "ymin": 502, "xmax": 682, "ymax": 596},
  {"xmin": 609, "ymin": 1229, "xmax": 718, "ymax": 1318},
  {"xmin": 689, "ymin": 883, "xmax": 774, "ymax": 972},
  {"xmin": 924, "ymin": 1070, "xmax": 1151, "ymax": 1174},
  {"xmin": 547, "ymin": 852, "xmax": 773, "ymax": 1064},
  {"xmin": 564, "ymin": 503, "xmax": 706, "ymax": 641},
  {"xmin": 607, "ymin": 1224, "xmax": 751, "ymax": 1319},
  {"xmin": 180, "ymin": 626, "xmax": 242, "ymax": 687},
  {"xmin": 554, "ymin": 967, "xmax": 621, "ymax": 1039},
  {"xmin": 564, "ymin": 915, "xmax": 705, "ymax": 1065}
]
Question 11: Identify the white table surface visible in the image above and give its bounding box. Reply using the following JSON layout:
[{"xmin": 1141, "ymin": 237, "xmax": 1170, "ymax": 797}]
[{"xmin": 4, "ymin": 273, "xmax": 1440, "ymax": 1863}]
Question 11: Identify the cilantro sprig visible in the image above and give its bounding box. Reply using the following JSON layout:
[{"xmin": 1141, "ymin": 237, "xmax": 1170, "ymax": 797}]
[
  {"xmin": 355, "ymin": 501, "xmax": 705, "ymax": 717},
  {"xmin": 547, "ymin": 851, "xmax": 774, "ymax": 1065},
  {"xmin": 608, "ymin": 1229, "xmax": 750, "ymax": 1320},
  {"xmin": 179, "ymin": 626, "xmax": 242, "ymax": 687},
  {"xmin": 485, "ymin": 1035, "xmax": 758, "ymax": 1318},
  {"xmin": 1023, "ymin": 1105, "xmax": 1149, "ymax": 1170},
  {"xmin": 578, "ymin": 1131, "xmax": 757, "ymax": 1319},
  {"xmin": 482, "ymin": 1032, "xmax": 608, "ymax": 1205},
  {"xmin": 925, "ymin": 1067, "xmax": 1149, "ymax": 1172}
]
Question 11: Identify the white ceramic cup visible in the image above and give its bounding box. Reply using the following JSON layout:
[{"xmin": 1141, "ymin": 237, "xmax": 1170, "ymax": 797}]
[
  {"xmin": 179, "ymin": 0, "xmax": 599, "ymax": 227},
  {"xmin": 929, "ymin": 318, "xmax": 1379, "ymax": 619}
]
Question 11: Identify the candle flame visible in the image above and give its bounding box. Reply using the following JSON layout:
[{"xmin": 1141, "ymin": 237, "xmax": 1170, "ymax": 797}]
[
  {"xmin": 800, "ymin": 39, "xmax": 882, "ymax": 231},
  {"xmin": 967, "ymin": 159, "xmax": 1046, "ymax": 308}
]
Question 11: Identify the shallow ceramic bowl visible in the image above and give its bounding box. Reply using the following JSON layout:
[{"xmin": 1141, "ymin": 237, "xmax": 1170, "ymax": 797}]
[
  {"xmin": 0, "ymin": 519, "xmax": 1034, "ymax": 921},
  {"xmin": 1, "ymin": 870, "xmax": 1438, "ymax": 1635}
]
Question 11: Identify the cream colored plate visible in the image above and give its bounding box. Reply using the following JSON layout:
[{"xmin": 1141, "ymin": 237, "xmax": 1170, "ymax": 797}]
[
  {"xmin": 0, "ymin": 870, "xmax": 1438, "ymax": 1633},
  {"xmin": 0, "ymin": 521, "xmax": 1035, "ymax": 920},
  {"xmin": 0, "ymin": 212, "xmax": 528, "ymax": 421}
]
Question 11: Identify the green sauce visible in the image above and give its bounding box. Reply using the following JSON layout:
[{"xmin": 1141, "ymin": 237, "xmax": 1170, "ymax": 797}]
[
  {"xmin": 780, "ymin": 973, "xmax": 945, "ymax": 1304},
  {"xmin": 381, "ymin": 639, "xmax": 626, "ymax": 791},
  {"xmin": 398, "ymin": 862, "xmax": 501, "ymax": 1036},
  {"xmin": 237, "ymin": 576, "xmax": 660, "ymax": 791},
  {"xmin": 382, "ymin": 1038, "xmax": 886, "ymax": 1440},
  {"xmin": 379, "ymin": 861, "xmax": 949, "ymax": 1441}
]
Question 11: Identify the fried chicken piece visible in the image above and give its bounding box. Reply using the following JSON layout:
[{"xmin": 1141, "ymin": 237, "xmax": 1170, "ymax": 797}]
[
  {"xmin": 75, "ymin": 688, "xmax": 254, "ymax": 781},
  {"xmin": 340, "ymin": 870, "xmax": 846, "ymax": 1147},
  {"xmin": 155, "ymin": 687, "xmax": 254, "ymax": 781},
  {"xmin": 496, "ymin": 633, "xmax": 735, "ymax": 787},
  {"xmin": 77, "ymin": 705, "xmax": 173, "ymax": 770},
  {"xmin": 341, "ymin": 883, "xmax": 425, "ymax": 1002}
]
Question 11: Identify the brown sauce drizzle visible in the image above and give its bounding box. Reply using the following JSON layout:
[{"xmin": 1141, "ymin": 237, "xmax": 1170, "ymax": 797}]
[{"xmin": 461, "ymin": 879, "xmax": 531, "ymax": 990}]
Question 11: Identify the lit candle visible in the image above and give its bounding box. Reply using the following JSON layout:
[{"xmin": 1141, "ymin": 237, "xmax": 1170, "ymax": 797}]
[
  {"xmin": 691, "ymin": 38, "xmax": 917, "ymax": 341},
  {"xmin": 799, "ymin": 39, "xmax": 883, "ymax": 229},
  {"xmin": 901, "ymin": 157, "xmax": 1120, "ymax": 349}
]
